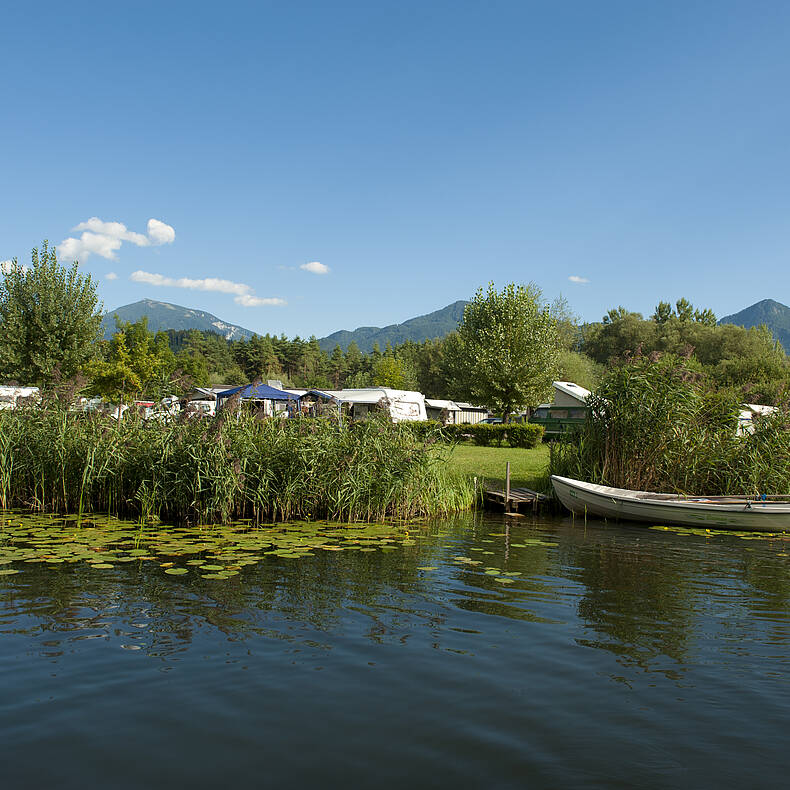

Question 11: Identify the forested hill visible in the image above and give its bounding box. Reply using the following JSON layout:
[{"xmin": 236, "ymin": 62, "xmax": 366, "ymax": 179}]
[
  {"xmin": 102, "ymin": 299, "xmax": 255, "ymax": 341},
  {"xmin": 719, "ymin": 299, "xmax": 790, "ymax": 350},
  {"xmin": 318, "ymin": 300, "xmax": 469, "ymax": 353}
]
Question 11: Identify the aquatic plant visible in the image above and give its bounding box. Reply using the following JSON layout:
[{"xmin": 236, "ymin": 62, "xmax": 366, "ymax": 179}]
[
  {"xmin": 549, "ymin": 354, "xmax": 790, "ymax": 495},
  {"xmin": 0, "ymin": 406, "xmax": 474, "ymax": 523}
]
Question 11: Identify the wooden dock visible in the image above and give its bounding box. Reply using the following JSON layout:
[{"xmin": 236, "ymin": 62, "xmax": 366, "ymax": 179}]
[
  {"xmin": 480, "ymin": 461, "xmax": 549, "ymax": 514},
  {"xmin": 484, "ymin": 486, "xmax": 548, "ymax": 514}
]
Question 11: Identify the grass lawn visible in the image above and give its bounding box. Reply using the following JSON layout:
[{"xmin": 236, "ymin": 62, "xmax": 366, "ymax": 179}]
[{"xmin": 446, "ymin": 442, "xmax": 551, "ymax": 490}]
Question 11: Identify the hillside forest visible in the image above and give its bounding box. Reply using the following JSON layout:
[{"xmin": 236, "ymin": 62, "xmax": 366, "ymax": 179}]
[
  {"xmin": 90, "ymin": 297, "xmax": 790, "ymax": 408},
  {"xmin": 2, "ymin": 248, "xmax": 788, "ymax": 409}
]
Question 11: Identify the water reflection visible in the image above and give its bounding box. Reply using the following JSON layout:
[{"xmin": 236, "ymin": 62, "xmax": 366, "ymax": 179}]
[
  {"xmin": 2, "ymin": 510, "xmax": 790, "ymax": 789},
  {"xmin": 2, "ymin": 512, "xmax": 789, "ymax": 667}
]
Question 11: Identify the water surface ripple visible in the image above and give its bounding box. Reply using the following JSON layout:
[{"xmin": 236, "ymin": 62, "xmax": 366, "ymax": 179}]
[{"xmin": 1, "ymin": 512, "xmax": 789, "ymax": 788}]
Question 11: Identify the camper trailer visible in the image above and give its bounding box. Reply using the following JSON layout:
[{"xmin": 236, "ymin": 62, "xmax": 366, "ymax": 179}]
[
  {"xmin": 0, "ymin": 386, "xmax": 40, "ymax": 410},
  {"xmin": 529, "ymin": 381, "xmax": 591, "ymax": 436},
  {"xmin": 305, "ymin": 388, "xmax": 427, "ymax": 423}
]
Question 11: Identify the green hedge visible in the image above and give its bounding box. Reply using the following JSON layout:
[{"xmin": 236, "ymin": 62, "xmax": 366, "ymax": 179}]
[
  {"xmin": 467, "ymin": 423, "xmax": 543, "ymax": 448},
  {"xmin": 397, "ymin": 421, "xmax": 543, "ymax": 448},
  {"xmin": 398, "ymin": 422, "xmax": 470, "ymax": 442},
  {"xmin": 398, "ymin": 420, "xmax": 448, "ymax": 440},
  {"xmin": 506, "ymin": 423, "xmax": 544, "ymax": 448}
]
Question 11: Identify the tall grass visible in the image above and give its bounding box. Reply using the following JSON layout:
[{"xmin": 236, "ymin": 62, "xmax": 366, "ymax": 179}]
[
  {"xmin": 0, "ymin": 406, "xmax": 474, "ymax": 523},
  {"xmin": 550, "ymin": 354, "xmax": 790, "ymax": 495}
]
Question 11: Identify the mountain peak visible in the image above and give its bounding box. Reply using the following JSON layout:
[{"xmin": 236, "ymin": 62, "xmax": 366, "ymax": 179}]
[
  {"xmin": 101, "ymin": 299, "xmax": 255, "ymax": 341},
  {"xmin": 317, "ymin": 300, "xmax": 468, "ymax": 352},
  {"xmin": 719, "ymin": 299, "xmax": 790, "ymax": 349}
]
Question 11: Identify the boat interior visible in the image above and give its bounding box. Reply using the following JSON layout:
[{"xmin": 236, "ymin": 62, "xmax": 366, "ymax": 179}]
[{"xmin": 636, "ymin": 493, "xmax": 790, "ymax": 504}]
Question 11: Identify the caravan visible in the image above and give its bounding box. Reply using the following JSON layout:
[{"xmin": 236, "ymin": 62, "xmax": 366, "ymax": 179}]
[
  {"xmin": 529, "ymin": 381, "xmax": 591, "ymax": 437},
  {"xmin": 304, "ymin": 388, "xmax": 427, "ymax": 423}
]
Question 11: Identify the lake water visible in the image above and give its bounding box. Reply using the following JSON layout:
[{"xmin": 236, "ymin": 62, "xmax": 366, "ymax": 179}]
[{"xmin": 1, "ymin": 510, "xmax": 789, "ymax": 789}]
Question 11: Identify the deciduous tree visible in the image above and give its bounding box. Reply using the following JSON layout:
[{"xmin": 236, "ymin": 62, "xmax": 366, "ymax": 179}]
[
  {"xmin": 443, "ymin": 282, "xmax": 560, "ymax": 419},
  {"xmin": 0, "ymin": 241, "xmax": 102, "ymax": 385}
]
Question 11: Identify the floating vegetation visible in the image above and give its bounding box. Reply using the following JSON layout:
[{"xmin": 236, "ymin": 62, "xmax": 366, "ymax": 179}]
[
  {"xmin": 0, "ymin": 511, "xmax": 419, "ymax": 582},
  {"xmin": 0, "ymin": 506, "xmax": 570, "ymax": 595},
  {"xmin": 510, "ymin": 539, "xmax": 558, "ymax": 547},
  {"xmin": 650, "ymin": 525, "xmax": 789, "ymax": 540}
]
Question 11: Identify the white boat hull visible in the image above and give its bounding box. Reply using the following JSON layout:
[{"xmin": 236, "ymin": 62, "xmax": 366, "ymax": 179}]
[{"xmin": 551, "ymin": 475, "xmax": 790, "ymax": 532}]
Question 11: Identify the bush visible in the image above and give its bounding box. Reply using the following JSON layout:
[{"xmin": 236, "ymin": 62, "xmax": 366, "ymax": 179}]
[
  {"xmin": 396, "ymin": 420, "xmax": 455, "ymax": 442},
  {"xmin": 505, "ymin": 423, "xmax": 544, "ymax": 448},
  {"xmin": 466, "ymin": 423, "xmax": 544, "ymax": 448},
  {"xmin": 443, "ymin": 424, "xmax": 470, "ymax": 441},
  {"xmin": 397, "ymin": 421, "xmax": 543, "ymax": 448},
  {"xmin": 468, "ymin": 423, "xmax": 498, "ymax": 446},
  {"xmin": 400, "ymin": 419, "xmax": 445, "ymax": 440},
  {"xmin": 549, "ymin": 353, "xmax": 790, "ymax": 495}
]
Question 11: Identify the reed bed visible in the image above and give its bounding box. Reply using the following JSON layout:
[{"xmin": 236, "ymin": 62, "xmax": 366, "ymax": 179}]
[
  {"xmin": 550, "ymin": 355, "xmax": 790, "ymax": 496},
  {"xmin": 0, "ymin": 407, "xmax": 475, "ymax": 523}
]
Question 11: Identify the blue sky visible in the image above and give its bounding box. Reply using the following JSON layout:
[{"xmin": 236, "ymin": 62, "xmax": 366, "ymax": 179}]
[{"xmin": 2, "ymin": 1, "xmax": 790, "ymax": 337}]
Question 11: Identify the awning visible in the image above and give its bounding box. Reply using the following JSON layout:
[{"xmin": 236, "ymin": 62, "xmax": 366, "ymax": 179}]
[{"xmin": 216, "ymin": 383, "xmax": 300, "ymax": 404}]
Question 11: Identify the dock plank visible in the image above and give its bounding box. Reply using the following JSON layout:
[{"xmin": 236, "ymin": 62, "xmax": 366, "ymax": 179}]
[{"xmin": 483, "ymin": 486, "xmax": 548, "ymax": 512}]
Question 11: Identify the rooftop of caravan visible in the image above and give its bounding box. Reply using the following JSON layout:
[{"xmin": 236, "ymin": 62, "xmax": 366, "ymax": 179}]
[
  {"xmin": 308, "ymin": 388, "xmax": 425, "ymax": 405},
  {"xmin": 552, "ymin": 381, "xmax": 591, "ymax": 405},
  {"xmin": 424, "ymin": 398, "xmax": 461, "ymax": 411}
]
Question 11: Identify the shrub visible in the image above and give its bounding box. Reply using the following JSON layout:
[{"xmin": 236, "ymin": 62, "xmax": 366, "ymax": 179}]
[
  {"xmin": 505, "ymin": 423, "xmax": 544, "ymax": 448},
  {"xmin": 468, "ymin": 423, "xmax": 497, "ymax": 446},
  {"xmin": 398, "ymin": 419, "xmax": 446, "ymax": 440},
  {"xmin": 466, "ymin": 423, "xmax": 544, "ymax": 448},
  {"xmin": 443, "ymin": 424, "xmax": 470, "ymax": 441},
  {"xmin": 549, "ymin": 353, "xmax": 790, "ymax": 495}
]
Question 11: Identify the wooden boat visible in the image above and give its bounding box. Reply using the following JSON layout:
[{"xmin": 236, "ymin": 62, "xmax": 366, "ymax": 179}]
[{"xmin": 551, "ymin": 475, "xmax": 790, "ymax": 531}]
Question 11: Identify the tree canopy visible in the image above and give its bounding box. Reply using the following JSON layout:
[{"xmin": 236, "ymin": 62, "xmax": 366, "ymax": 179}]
[
  {"xmin": 0, "ymin": 241, "xmax": 102, "ymax": 386},
  {"xmin": 443, "ymin": 282, "xmax": 561, "ymax": 418}
]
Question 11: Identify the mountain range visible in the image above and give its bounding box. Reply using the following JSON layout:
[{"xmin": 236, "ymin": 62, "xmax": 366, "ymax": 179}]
[
  {"xmin": 102, "ymin": 298, "xmax": 469, "ymax": 350},
  {"xmin": 718, "ymin": 299, "xmax": 790, "ymax": 350},
  {"xmin": 316, "ymin": 300, "xmax": 468, "ymax": 352},
  {"xmin": 102, "ymin": 296, "xmax": 790, "ymax": 353},
  {"xmin": 101, "ymin": 299, "xmax": 255, "ymax": 341}
]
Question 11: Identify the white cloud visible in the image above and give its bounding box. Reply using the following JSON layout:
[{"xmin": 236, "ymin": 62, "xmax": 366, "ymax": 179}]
[
  {"xmin": 234, "ymin": 294, "xmax": 287, "ymax": 307},
  {"xmin": 300, "ymin": 261, "xmax": 329, "ymax": 275},
  {"xmin": 57, "ymin": 216, "xmax": 176, "ymax": 261},
  {"xmin": 568, "ymin": 275, "xmax": 589, "ymax": 284},
  {"xmin": 72, "ymin": 218, "xmax": 149, "ymax": 246},
  {"xmin": 130, "ymin": 269, "xmax": 286, "ymax": 307},
  {"xmin": 105, "ymin": 272, "xmax": 118, "ymax": 281},
  {"xmin": 59, "ymin": 232, "xmax": 124, "ymax": 261},
  {"xmin": 146, "ymin": 218, "xmax": 176, "ymax": 245},
  {"xmin": 130, "ymin": 271, "xmax": 247, "ymax": 295}
]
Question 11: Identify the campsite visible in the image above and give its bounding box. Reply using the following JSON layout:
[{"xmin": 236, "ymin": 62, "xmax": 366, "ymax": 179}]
[{"xmin": 3, "ymin": 5, "xmax": 790, "ymax": 789}]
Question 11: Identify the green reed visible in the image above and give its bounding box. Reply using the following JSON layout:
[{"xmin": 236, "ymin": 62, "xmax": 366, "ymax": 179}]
[
  {"xmin": 549, "ymin": 354, "xmax": 790, "ymax": 496},
  {"xmin": 0, "ymin": 407, "xmax": 474, "ymax": 523}
]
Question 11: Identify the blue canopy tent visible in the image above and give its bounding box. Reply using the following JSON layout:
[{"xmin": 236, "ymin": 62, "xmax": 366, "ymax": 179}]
[{"xmin": 216, "ymin": 383, "xmax": 300, "ymax": 415}]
